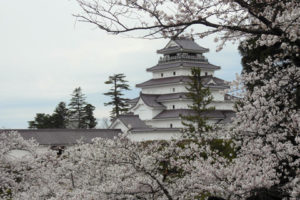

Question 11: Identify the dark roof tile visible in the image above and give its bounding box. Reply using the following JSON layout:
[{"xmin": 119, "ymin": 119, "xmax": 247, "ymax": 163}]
[
  {"xmin": 118, "ymin": 115, "xmax": 149, "ymax": 129},
  {"xmin": 147, "ymin": 61, "xmax": 220, "ymax": 72},
  {"xmin": 1, "ymin": 129, "xmax": 121, "ymax": 145},
  {"xmin": 127, "ymin": 97, "xmax": 139, "ymax": 104},
  {"xmin": 157, "ymin": 38, "xmax": 209, "ymax": 54},
  {"xmin": 153, "ymin": 109, "xmax": 235, "ymax": 120},
  {"xmin": 136, "ymin": 75, "xmax": 229, "ymax": 89},
  {"xmin": 140, "ymin": 94, "xmax": 165, "ymax": 108}
]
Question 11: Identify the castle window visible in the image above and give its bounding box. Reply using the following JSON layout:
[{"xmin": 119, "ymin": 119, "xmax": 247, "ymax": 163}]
[
  {"xmin": 173, "ymin": 71, "xmax": 176, "ymax": 76},
  {"xmin": 188, "ymin": 53, "xmax": 196, "ymax": 57},
  {"xmin": 205, "ymin": 72, "xmax": 208, "ymax": 76},
  {"xmin": 170, "ymin": 53, "xmax": 176, "ymax": 57},
  {"xmin": 172, "ymin": 88, "xmax": 175, "ymax": 92},
  {"xmin": 170, "ymin": 123, "xmax": 173, "ymax": 128},
  {"xmin": 172, "ymin": 105, "xmax": 175, "ymax": 109},
  {"xmin": 161, "ymin": 73, "xmax": 164, "ymax": 77}
]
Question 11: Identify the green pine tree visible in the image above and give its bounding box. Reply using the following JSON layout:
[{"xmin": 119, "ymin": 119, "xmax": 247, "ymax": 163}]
[
  {"xmin": 104, "ymin": 73, "xmax": 130, "ymax": 119},
  {"xmin": 82, "ymin": 104, "xmax": 97, "ymax": 128},
  {"xmin": 180, "ymin": 68, "xmax": 215, "ymax": 137},
  {"xmin": 28, "ymin": 113, "xmax": 55, "ymax": 129},
  {"xmin": 52, "ymin": 102, "xmax": 69, "ymax": 128},
  {"xmin": 68, "ymin": 87, "xmax": 87, "ymax": 128}
]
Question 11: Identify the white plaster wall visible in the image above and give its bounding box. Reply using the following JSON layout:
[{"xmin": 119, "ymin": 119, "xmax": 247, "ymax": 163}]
[
  {"xmin": 128, "ymin": 131, "xmax": 182, "ymax": 141},
  {"xmin": 142, "ymin": 84, "xmax": 187, "ymax": 94},
  {"xmin": 161, "ymin": 100, "xmax": 191, "ymax": 109},
  {"xmin": 153, "ymin": 70, "xmax": 178, "ymax": 79},
  {"xmin": 152, "ymin": 68, "xmax": 215, "ymax": 79},
  {"xmin": 210, "ymin": 101, "xmax": 235, "ymax": 110},
  {"xmin": 133, "ymin": 105, "xmax": 152, "ymax": 120},
  {"xmin": 211, "ymin": 90, "xmax": 224, "ymax": 101},
  {"xmin": 147, "ymin": 117, "xmax": 224, "ymax": 129},
  {"xmin": 130, "ymin": 99, "xmax": 153, "ymax": 120},
  {"xmin": 130, "ymin": 98, "xmax": 164, "ymax": 120},
  {"xmin": 161, "ymin": 100, "xmax": 233, "ymax": 110},
  {"xmin": 177, "ymin": 68, "xmax": 214, "ymax": 76},
  {"xmin": 141, "ymin": 85, "xmax": 225, "ymax": 99},
  {"xmin": 146, "ymin": 119, "xmax": 183, "ymax": 128}
]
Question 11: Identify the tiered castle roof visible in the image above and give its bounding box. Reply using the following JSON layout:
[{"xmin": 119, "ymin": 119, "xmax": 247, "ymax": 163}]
[
  {"xmin": 147, "ymin": 38, "xmax": 220, "ymax": 72},
  {"xmin": 110, "ymin": 38, "xmax": 236, "ymax": 135},
  {"xmin": 136, "ymin": 75, "xmax": 229, "ymax": 89}
]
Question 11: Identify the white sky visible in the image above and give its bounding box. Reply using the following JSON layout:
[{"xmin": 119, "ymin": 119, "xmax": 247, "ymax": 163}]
[{"xmin": 0, "ymin": 0, "xmax": 242, "ymax": 128}]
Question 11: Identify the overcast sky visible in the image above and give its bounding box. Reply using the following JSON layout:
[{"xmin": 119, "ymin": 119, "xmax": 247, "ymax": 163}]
[{"xmin": 0, "ymin": 0, "xmax": 242, "ymax": 129}]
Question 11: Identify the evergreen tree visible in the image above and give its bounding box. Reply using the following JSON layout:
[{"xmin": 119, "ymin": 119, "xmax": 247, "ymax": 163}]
[
  {"xmin": 52, "ymin": 102, "xmax": 69, "ymax": 128},
  {"xmin": 104, "ymin": 73, "xmax": 130, "ymax": 119},
  {"xmin": 28, "ymin": 113, "xmax": 55, "ymax": 129},
  {"xmin": 82, "ymin": 104, "xmax": 97, "ymax": 128},
  {"xmin": 28, "ymin": 89, "xmax": 97, "ymax": 129},
  {"xmin": 68, "ymin": 87, "xmax": 87, "ymax": 128},
  {"xmin": 180, "ymin": 68, "xmax": 215, "ymax": 137}
]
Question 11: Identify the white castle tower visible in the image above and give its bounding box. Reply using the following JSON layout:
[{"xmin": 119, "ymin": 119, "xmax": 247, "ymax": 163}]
[{"xmin": 110, "ymin": 38, "xmax": 236, "ymax": 141}]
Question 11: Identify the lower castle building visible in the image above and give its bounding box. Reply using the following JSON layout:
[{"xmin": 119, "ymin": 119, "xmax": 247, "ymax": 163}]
[{"xmin": 109, "ymin": 38, "xmax": 236, "ymax": 141}]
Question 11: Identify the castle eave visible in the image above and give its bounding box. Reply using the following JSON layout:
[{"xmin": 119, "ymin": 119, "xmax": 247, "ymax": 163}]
[
  {"xmin": 153, "ymin": 109, "xmax": 235, "ymax": 120},
  {"xmin": 146, "ymin": 61, "xmax": 220, "ymax": 72},
  {"xmin": 157, "ymin": 38, "xmax": 209, "ymax": 54},
  {"xmin": 136, "ymin": 76, "xmax": 229, "ymax": 89}
]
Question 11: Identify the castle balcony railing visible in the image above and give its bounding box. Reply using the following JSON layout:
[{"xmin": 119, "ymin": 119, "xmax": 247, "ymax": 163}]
[{"xmin": 158, "ymin": 54, "xmax": 208, "ymax": 63}]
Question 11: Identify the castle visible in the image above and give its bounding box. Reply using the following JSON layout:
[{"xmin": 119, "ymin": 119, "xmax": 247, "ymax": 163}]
[{"xmin": 109, "ymin": 38, "xmax": 236, "ymax": 141}]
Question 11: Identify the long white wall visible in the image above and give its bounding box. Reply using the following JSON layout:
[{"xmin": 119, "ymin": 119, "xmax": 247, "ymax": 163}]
[
  {"xmin": 146, "ymin": 119, "xmax": 183, "ymax": 128},
  {"xmin": 152, "ymin": 68, "xmax": 214, "ymax": 79},
  {"xmin": 146, "ymin": 118, "xmax": 223, "ymax": 129},
  {"xmin": 142, "ymin": 84, "xmax": 187, "ymax": 94},
  {"xmin": 162, "ymin": 100, "xmax": 191, "ymax": 109},
  {"xmin": 142, "ymin": 85, "xmax": 225, "ymax": 101},
  {"xmin": 161, "ymin": 99, "xmax": 233, "ymax": 110}
]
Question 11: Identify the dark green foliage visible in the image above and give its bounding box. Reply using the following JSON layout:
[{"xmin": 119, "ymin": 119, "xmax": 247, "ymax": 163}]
[
  {"xmin": 104, "ymin": 73, "xmax": 130, "ymax": 119},
  {"xmin": 208, "ymin": 197, "xmax": 225, "ymax": 200},
  {"xmin": 207, "ymin": 139, "xmax": 236, "ymax": 161},
  {"xmin": 29, "ymin": 102, "xmax": 69, "ymax": 129},
  {"xmin": 28, "ymin": 113, "xmax": 55, "ymax": 129},
  {"xmin": 0, "ymin": 188, "xmax": 12, "ymax": 200},
  {"xmin": 180, "ymin": 68, "xmax": 215, "ymax": 136},
  {"xmin": 82, "ymin": 104, "xmax": 97, "ymax": 128},
  {"xmin": 296, "ymin": 85, "xmax": 300, "ymax": 108},
  {"xmin": 28, "ymin": 87, "xmax": 97, "ymax": 129},
  {"xmin": 246, "ymin": 187, "xmax": 287, "ymax": 200},
  {"xmin": 52, "ymin": 102, "xmax": 69, "ymax": 128},
  {"xmin": 68, "ymin": 87, "xmax": 87, "ymax": 128}
]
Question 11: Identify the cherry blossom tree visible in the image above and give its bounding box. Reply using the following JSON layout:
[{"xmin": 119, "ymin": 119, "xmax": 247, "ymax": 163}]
[
  {"xmin": 73, "ymin": 0, "xmax": 300, "ymax": 199},
  {"xmin": 0, "ymin": 131, "xmax": 66, "ymax": 199},
  {"xmin": 1, "ymin": 1, "xmax": 299, "ymax": 199}
]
